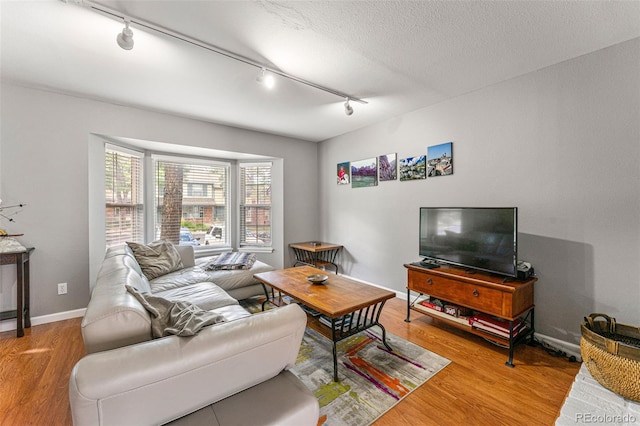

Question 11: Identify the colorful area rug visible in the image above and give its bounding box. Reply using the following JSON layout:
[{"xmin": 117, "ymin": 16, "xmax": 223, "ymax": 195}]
[
  {"xmin": 240, "ymin": 298, "xmax": 450, "ymax": 425},
  {"xmin": 293, "ymin": 327, "xmax": 450, "ymax": 425}
]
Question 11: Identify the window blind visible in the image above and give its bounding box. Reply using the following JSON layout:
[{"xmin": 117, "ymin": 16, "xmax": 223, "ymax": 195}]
[
  {"xmin": 239, "ymin": 163, "xmax": 272, "ymax": 247},
  {"xmin": 105, "ymin": 146, "xmax": 144, "ymax": 248}
]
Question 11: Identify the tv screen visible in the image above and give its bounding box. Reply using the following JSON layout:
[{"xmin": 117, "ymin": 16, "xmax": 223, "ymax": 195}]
[{"xmin": 419, "ymin": 207, "xmax": 518, "ymax": 277}]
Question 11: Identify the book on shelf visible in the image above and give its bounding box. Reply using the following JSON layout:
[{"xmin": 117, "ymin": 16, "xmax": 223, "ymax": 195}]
[
  {"xmin": 319, "ymin": 315, "xmax": 352, "ymax": 328},
  {"xmin": 469, "ymin": 313, "xmax": 523, "ymax": 332},
  {"xmin": 444, "ymin": 303, "xmax": 474, "ymax": 318},
  {"xmin": 418, "ymin": 299, "xmax": 444, "ymax": 312},
  {"xmin": 299, "ymin": 304, "xmax": 322, "ymax": 317},
  {"xmin": 470, "ymin": 319, "xmax": 526, "ymax": 339},
  {"xmin": 281, "ymin": 295, "xmax": 298, "ymax": 305}
]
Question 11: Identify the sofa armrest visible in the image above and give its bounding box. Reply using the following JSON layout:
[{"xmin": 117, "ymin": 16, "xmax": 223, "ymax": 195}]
[
  {"xmin": 175, "ymin": 245, "xmax": 195, "ymax": 268},
  {"xmin": 69, "ymin": 304, "xmax": 306, "ymax": 426}
]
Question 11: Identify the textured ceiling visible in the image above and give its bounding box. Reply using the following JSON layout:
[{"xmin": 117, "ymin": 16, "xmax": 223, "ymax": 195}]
[{"xmin": 1, "ymin": 0, "xmax": 639, "ymax": 142}]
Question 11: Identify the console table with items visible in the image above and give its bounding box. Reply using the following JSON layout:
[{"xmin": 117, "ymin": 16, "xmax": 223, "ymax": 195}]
[
  {"xmin": 289, "ymin": 241, "xmax": 343, "ymax": 274},
  {"xmin": 404, "ymin": 262, "xmax": 536, "ymax": 367},
  {"xmin": 0, "ymin": 247, "xmax": 35, "ymax": 338}
]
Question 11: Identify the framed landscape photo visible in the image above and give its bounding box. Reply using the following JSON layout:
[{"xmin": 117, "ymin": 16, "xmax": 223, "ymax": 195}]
[
  {"xmin": 378, "ymin": 153, "xmax": 397, "ymax": 181},
  {"xmin": 399, "ymin": 155, "xmax": 426, "ymax": 181},
  {"xmin": 337, "ymin": 162, "xmax": 350, "ymax": 185},
  {"xmin": 351, "ymin": 158, "xmax": 378, "ymax": 188},
  {"xmin": 427, "ymin": 142, "xmax": 453, "ymax": 177}
]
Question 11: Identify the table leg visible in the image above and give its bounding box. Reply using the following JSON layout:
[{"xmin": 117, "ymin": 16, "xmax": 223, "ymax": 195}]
[
  {"xmin": 24, "ymin": 255, "xmax": 31, "ymax": 329},
  {"xmin": 377, "ymin": 323, "xmax": 393, "ymax": 352},
  {"xmin": 505, "ymin": 320, "xmax": 515, "ymax": 368},
  {"xmin": 332, "ymin": 340, "xmax": 339, "ymax": 382},
  {"xmin": 260, "ymin": 283, "xmax": 273, "ymax": 311},
  {"xmin": 16, "ymin": 257, "xmax": 24, "ymax": 338},
  {"xmin": 405, "ymin": 288, "xmax": 411, "ymax": 322}
]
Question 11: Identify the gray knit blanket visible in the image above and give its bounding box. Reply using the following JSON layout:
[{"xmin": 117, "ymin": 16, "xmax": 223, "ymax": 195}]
[
  {"xmin": 203, "ymin": 252, "xmax": 257, "ymax": 270},
  {"xmin": 126, "ymin": 285, "xmax": 226, "ymax": 338}
]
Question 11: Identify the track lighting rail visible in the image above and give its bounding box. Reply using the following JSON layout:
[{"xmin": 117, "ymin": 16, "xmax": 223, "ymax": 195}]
[{"xmin": 68, "ymin": 0, "xmax": 368, "ymax": 105}]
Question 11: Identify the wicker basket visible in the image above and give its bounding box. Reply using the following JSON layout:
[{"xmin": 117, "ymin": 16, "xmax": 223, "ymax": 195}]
[{"xmin": 580, "ymin": 313, "xmax": 640, "ymax": 402}]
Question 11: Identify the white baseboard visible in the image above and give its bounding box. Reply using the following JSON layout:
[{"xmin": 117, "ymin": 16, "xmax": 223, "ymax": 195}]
[
  {"xmin": 534, "ymin": 332, "xmax": 582, "ymax": 362},
  {"xmin": 0, "ymin": 308, "xmax": 85, "ymax": 333}
]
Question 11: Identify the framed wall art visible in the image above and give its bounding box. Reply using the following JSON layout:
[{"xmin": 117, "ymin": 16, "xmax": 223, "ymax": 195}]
[
  {"xmin": 378, "ymin": 153, "xmax": 397, "ymax": 181},
  {"xmin": 351, "ymin": 158, "xmax": 378, "ymax": 188},
  {"xmin": 337, "ymin": 162, "xmax": 350, "ymax": 185},
  {"xmin": 399, "ymin": 155, "xmax": 426, "ymax": 181},
  {"xmin": 427, "ymin": 142, "xmax": 453, "ymax": 177}
]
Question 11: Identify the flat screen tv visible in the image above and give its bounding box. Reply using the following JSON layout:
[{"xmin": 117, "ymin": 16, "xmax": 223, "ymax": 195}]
[{"xmin": 419, "ymin": 207, "xmax": 518, "ymax": 277}]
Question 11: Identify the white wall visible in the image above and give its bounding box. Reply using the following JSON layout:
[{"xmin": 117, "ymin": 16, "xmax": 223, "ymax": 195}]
[
  {"xmin": 318, "ymin": 38, "xmax": 640, "ymax": 345},
  {"xmin": 0, "ymin": 84, "xmax": 319, "ymax": 317}
]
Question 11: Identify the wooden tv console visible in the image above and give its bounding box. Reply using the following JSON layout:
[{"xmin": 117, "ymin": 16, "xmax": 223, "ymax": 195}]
[{"xmin": 404, "ymin": 263, "xmax": 537, "ymax": 367}]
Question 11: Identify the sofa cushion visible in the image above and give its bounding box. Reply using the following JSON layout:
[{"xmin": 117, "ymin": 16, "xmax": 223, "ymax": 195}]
[
  {"xmin": 198, "ymin": 261, "xmax": 275, "ymax": 293},
  {"xmin": 82, "ymin": 247, "xmax": 154, "ymax": 354},
  {"xmin": 149, "ymin": 260, "xmax": 273, "ymax": 294},
  {"xmin": 126, "ymin": 285, "xmax": 226, "ymax": 338},
  {"xmin": 208, "ymin": 304, "xmax": 252, "ymax": 322},
  {"xmin": 154, "ymin": 282, "xmax": 240, "ymax": 312},
  {"xmin": 127, "ymin": 240, "xmax": 184, "ymax": 280},
  {"xmin": 165, "ymin": 371, "xmax": 319, "ymax": 426}
]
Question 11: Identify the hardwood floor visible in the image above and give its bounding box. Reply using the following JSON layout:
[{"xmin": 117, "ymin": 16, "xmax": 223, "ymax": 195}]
[
  {"xmin": 0, "ymin": 297, "xmax": 579, "ymax": 425},
  {"xmin": 377, "ymin": 298, "xmax": 579, "ymax": 425},
  {"xmin": 0, "ymin": 316, "xmax": 85, "ymax": 426}
]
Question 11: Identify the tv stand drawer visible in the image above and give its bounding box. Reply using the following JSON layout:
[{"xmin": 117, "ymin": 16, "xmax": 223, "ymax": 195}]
[{"xmin": 408, "ymin": 270, "xmax": 503, "ymax": 315}]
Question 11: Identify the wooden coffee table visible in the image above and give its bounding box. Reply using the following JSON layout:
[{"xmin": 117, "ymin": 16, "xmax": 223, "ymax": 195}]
[{"xmin": 253, "ymin": 266, "xmax": 396, "ymax": 381}]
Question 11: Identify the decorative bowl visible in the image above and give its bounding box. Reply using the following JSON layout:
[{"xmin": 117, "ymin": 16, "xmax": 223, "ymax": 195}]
[{"xmin": 306, "ymin": 274, "xmax": 329, "ymax": 284}]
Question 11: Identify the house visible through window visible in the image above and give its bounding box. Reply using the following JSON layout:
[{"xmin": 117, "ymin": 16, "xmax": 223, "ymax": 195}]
[
  {"xmin": 240, "ymin": 163, "xmax": 272, "ymax": 247},
  {"xmin": 105, "ymin": 146, "xmax": 144, "ymax": 248},
  {"xmin": 154, "ymin": 158, "xmax": 229, "ymax": 248}
]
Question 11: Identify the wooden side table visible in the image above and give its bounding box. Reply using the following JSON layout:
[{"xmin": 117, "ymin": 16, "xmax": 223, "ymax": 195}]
[
  {"xmin": 0, "ymin": 247, "xmax": 34, "ymax": 337},
  {"xmin": 289, "ymin": 242, "xmax": 343, "ymax": 274}
]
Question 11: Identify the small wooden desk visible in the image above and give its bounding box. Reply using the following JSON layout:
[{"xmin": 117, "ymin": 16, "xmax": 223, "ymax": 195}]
[
  {"xmin": 289, "ymin": 242, "xmax": 343, "ymax": 273},
  {"xmin": 0, "ymin": 247, "xmax": 34, "ymax": 338}
]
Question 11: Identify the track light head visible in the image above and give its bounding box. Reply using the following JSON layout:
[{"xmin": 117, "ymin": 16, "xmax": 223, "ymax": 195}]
[
  {"xmin": 344, "ymin": 98, "xmax": 354, "ymax": 116},
  {"xmin": 256, "ymin": 68, "xmax": 275, "ymax": 89},
  {"xmin": 117, "ymin": 20, "xmax": 134, "ymax": 50}
]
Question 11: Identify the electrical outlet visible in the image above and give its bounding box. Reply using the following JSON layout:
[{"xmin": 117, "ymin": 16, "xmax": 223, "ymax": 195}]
[{"xmin": 57, "ymin": 282, "xmax": 67, "ymax": 295}]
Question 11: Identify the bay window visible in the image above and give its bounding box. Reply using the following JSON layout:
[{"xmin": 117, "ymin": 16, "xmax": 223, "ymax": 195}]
[{"xmin": 104, "ymin": 145, "xmax": 272, "ymax": 252}]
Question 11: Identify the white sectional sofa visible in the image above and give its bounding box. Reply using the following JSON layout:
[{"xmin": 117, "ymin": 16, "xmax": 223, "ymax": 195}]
[{"xmin": 69, "ymin": 243, "xmax": 319, "ymax": 425}]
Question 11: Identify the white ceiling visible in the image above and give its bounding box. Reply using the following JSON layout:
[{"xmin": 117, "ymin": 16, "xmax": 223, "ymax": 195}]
[{"xmin": 2, "ymin": 0, "xmax": 639, "ymax": 142}]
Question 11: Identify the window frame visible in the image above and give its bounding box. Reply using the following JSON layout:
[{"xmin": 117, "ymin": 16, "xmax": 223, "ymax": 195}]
[
  {"xmin": 238, "ymin": 162, "xmax": 273, "ymax": 250},
  {"xmin": 151, "ymin": 154, "xmax": 233, "ymax": 252}
]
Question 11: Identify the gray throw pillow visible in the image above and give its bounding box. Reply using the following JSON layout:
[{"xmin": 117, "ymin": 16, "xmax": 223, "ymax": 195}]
[{"xmin": 127, "ymin": 240, "xmax": 184, "ymax": 280}]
